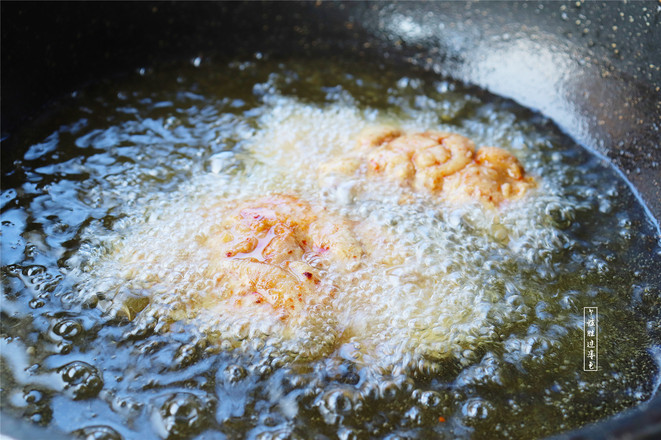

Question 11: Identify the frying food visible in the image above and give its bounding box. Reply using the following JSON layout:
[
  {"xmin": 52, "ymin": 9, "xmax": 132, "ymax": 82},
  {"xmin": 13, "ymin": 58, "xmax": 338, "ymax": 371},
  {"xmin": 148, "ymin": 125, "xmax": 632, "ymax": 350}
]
[
  {"xmin": 201, "ymin": 195, "xmax": 363, "ymax": 317},
  {"xmin": 320, "ymin": 126, "xmax": 536, "ymax": 207},
  {"xmin": 7, "ymin": 57, "xmax": 657, "ymax": 440}
]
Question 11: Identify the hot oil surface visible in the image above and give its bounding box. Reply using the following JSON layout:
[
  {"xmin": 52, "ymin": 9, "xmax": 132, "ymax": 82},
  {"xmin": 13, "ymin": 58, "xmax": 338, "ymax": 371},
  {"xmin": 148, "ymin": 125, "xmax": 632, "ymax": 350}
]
[{"xmin": 1, "ymin": 57, "xmax": 660, "ymax": 440}]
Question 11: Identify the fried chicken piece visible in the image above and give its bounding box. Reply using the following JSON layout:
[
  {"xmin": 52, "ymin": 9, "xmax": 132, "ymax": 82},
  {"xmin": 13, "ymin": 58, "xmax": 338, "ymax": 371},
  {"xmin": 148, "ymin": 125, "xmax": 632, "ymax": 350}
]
[
  {"xmin": 203, "ymin": 195, "xmax": 363, "ymax": 317},
  {"xmin": 442, "ymin": 146, "xmax": 535, "ymax": 206},
  {"xmin": 369, "ymin": 131, "xmax": 475, "ymax": 192},
  {"xmin": 320, "ymin": 126, "xmax": 535, "ymax": 207}
]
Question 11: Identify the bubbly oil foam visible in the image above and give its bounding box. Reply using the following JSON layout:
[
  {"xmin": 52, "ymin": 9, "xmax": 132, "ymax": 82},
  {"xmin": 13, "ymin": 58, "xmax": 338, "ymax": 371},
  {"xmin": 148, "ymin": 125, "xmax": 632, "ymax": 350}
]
[
  {"xmin": 71, "ymin": 95, "xmax": 574, "ymax": 374},
  {"xmin": 5, "ymin": 59, "xmax": 658, "ymax": 439}
]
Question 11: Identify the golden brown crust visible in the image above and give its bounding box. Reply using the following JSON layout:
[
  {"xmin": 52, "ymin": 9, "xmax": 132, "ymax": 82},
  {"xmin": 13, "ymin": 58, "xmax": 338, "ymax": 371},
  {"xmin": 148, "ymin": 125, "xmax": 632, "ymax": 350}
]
[
  {"xmin": 203, "ymin": 195, "xmax": 363, "ymax": 317},
  {"xmin": 441, "ymin": 147, "xmax": 535, "ymax": 206},
  {"xmin": 321, "ymin": 126, "xmax": 535, "ymax": 207}
]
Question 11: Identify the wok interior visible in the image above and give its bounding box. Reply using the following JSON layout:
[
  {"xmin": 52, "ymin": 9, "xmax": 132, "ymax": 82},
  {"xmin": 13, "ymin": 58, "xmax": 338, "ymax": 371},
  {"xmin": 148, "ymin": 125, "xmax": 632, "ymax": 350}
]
[{"xmin": 1, "ymin": 2, "xmax": 660, "ymax": 439}]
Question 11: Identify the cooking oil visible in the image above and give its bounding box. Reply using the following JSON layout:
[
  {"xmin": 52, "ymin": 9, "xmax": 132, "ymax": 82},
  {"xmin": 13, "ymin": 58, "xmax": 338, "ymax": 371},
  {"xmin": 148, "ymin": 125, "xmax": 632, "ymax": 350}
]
[{"xmin": 1, "ymin": 55, "xmax": 659, "ymax": 439}]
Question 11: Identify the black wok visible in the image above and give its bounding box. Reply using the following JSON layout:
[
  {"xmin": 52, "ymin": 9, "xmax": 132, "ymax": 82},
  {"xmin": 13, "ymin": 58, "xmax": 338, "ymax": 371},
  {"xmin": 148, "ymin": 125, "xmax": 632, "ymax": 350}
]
[{"xmin": 1, "ymin": 2, "xmax": 660, "ymax": 439}]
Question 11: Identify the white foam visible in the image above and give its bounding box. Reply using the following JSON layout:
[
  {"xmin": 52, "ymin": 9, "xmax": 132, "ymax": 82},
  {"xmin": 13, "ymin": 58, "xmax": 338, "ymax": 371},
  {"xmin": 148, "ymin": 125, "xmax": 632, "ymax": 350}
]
[{"xmin": 70, "ymin": 96, "xmax": 575, "ymax": 374}]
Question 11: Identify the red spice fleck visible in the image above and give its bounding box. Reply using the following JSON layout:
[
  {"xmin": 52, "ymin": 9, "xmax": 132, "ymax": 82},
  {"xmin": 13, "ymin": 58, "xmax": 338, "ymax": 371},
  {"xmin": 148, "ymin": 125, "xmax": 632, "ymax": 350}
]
[
  {"xmin": 226, "ymin": 252, "xmax": 234, "ymax": 257},
  {"xmin": 314, "ymin": 245, "xmax": 329, "ymax": 254},
  {"xmin": 303, "ymin": 272, "xmax": 313, "ymax": 279},
  {"xmin": 250, "ymin": 291, "xmax": 264, "ymax": 304}
]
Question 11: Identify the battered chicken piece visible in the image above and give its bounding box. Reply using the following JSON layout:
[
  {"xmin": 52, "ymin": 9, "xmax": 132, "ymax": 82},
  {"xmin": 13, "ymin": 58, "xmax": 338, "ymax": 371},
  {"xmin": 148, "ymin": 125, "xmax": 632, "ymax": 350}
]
[
  {"xmin": 320, "ymin": 126, "xmax": 535, "ymax": 207},
  {"xmin": 203, "ymin": 195, "xmax": 363, "ymax": 317},
  {"xmin": 442, "ymin": 147, "xmax": 535, "ymax": 206}
]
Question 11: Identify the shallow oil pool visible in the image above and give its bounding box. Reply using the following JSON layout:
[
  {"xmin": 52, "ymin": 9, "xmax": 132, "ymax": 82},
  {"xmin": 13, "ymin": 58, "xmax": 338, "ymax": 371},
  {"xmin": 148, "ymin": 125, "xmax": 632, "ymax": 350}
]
[{"xmin": 1, "ymin": 56, "xmax": 661, "ymax": 440}]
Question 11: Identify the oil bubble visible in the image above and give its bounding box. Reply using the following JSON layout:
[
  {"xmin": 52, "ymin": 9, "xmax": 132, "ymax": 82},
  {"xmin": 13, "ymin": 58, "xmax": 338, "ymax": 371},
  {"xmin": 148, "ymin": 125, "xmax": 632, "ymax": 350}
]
[
  {"xmin": 379, "ymin": 380, "xmax": 400, "ymax": 401},
  {"xmin": 22, "ymin": 265, "xmax": 46, "ymax": 277},
  {"xmin": 462, "ymin": 397, "xmax": 493, "ymax": 421},
  {"xmin": 26, "ymin": 406, "xmax": 53, "ymax": 426},
  {"xmin": 402, "ymin": 405, "xmax": 423, "ymax": 426},
  {"xmin": 412, "ymin": 389, "xmax": 443, "ymax": 409},
  {"xmin": 544, "ymin": 203, "xmax": 575, "ymax": 230},
  {"xmin": 110, "ymin": 394, "xmax": 144, "ymax": 420},
  {"xmin": 58, "ymin": 342, "xmax": 73, "ymax": 355},
  {"xmin": 173, "ymin": 343, "xmax": 200, "ymax": 369},
  {"xmin": 59, "ymin": 361, "xmax": 104, "ymax": 400},
  {"xmin": 71, "ymin": 425, "xmax": 123, "ymax": 440},
  {"xmin": 456, "ymin": 352, "xmax": 502, "ymax": 386},
  {"xmin": 224, "ymin": 364, "xmax": 248, "ymax": 383},
  {"xmin": 4, "ymin": 264, "xmax": 23, "ymax": 277},
  {"xmin": 121, "ymin": 321, "xmax": 156, "ymax": 341},
  {"xmin": 152, "ymin": 392, "xmax": 213, "ymax": 439},
  {"xmin": 315, "ymin": 387, "xmax": 360, "ymax": 425},
  {"xmin": 21, "ymin": 388, "xmax": 53, "ymax": 426},
  {"xmin": 29, "ymin": 298, "xmax": 46, "ymax": 309},
  {"xmin": 53, "ymin": 319, "xmax": 83, "ymax": 339},
  {"xmin": 24, "ymin": 389, "xmax": 45, "ymax": 404}
]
